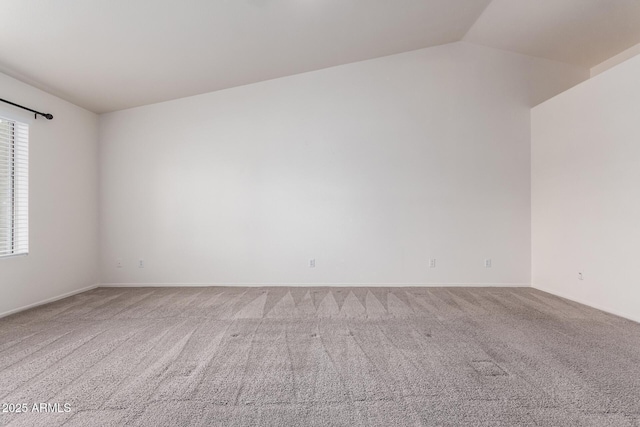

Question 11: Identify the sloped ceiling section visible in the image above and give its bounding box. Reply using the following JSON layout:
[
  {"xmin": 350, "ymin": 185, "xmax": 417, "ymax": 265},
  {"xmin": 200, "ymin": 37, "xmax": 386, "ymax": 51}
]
[
  {"xmin": 465, "ymin": 0, "xmax": 640, "ymax": 69},
  {"xmin": 0, "ymin": 0, "xmax": 491, "ymax": 113},
  {"xmin": 0, "ymin": 0, "xmax": 639, "ymax": 113}
]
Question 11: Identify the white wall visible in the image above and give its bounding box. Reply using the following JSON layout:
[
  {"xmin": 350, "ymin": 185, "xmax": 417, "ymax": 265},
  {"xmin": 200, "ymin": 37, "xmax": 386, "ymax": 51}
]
[
  {"xmin": 0, "ymin": 73, "xmax": 99, "ymax": 316},
  {"xmin": 532, "ymin": 54, "xmax": 640, "ymax": 322},
  {"xmin": 99, "ymin": 42, "xmax": 586, "ymax": 286}
]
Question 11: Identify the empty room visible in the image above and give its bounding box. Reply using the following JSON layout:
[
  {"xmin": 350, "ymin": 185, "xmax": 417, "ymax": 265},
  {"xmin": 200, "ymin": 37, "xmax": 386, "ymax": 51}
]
[{"xmin": 1, "ymin": 0, "xmax": 640, "ymax": 425}]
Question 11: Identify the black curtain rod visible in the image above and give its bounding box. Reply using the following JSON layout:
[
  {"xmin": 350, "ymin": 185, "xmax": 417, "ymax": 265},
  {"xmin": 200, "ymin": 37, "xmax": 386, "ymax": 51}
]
[{"xmin": 0, "ymin": 97, "xmax": 53, "ymax": 120}]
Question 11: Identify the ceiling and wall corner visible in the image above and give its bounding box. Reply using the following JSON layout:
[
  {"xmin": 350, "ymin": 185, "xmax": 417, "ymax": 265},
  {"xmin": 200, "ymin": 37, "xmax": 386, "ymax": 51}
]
[
  {"xmin": 1, "ymin": 0, "xmax": 639, "ymax": 113},
  {"xmin": 464, "ymin": 0, "xmax": 640, "ymax": 69},
  {"xmin": 590, "ymin": 42, "xmax": 640, "ymax": 77}
]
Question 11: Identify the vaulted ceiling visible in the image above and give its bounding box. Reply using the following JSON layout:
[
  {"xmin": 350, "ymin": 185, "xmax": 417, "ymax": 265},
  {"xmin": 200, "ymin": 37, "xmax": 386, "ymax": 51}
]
[
  {"xmin": 464, "ymin": 0, "xmax": 640, "ymax": 68},
  {"xmin": 1, "ymin": 0, "xmax": 639, "ymax": 113}
]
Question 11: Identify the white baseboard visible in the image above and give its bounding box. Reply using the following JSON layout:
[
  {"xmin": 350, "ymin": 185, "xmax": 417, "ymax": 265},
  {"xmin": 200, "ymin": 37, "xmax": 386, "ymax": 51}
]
[
  {"xmin": 532, "ymin": 285, "xmax": 640, "ymax": 324},
  {"xmin": 0, "ymin": 284, "xmax": 99, "ymax": 319},
  {"xmin": 99, "ymin": 282, "xmax": 531, "ymax": 288}
]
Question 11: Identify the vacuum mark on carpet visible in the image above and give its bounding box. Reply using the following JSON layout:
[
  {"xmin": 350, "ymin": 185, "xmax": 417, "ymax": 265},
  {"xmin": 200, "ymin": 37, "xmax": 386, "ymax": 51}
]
[{"xmin": 471, "ymin": 360, "xmax": 508, "ymax": 376}]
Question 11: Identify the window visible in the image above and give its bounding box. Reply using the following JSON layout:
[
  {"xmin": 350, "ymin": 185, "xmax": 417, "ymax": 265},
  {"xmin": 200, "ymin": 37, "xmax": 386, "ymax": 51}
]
[{"xmin": 0, "ymin": 116, "xmax": 28, "ymax": 258}]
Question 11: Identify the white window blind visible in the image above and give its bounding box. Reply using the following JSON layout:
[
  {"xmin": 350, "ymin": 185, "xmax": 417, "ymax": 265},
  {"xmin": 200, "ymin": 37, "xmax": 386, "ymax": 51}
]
[{"xmin": 0, "ymin": 116, "xmax": 29, "ymax": 258}]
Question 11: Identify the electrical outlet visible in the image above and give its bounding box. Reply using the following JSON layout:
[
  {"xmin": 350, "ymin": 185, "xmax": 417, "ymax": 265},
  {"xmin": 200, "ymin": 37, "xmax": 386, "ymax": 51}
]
[
  {"xmin": 116, "ymin": 258, "xmax": 123, "ymax": 268},
  {"xmin": 309, "ymin": 259, "xmax": 315, "ymax": 268},
  {"xmin": 484, "ymin": 259, "xmax": 492, "ymax": 268},
  {"xmin": 138, "ymin": 259, "xmax": 144, "ymax": 268},
  {"xmin": 578, "ymin": 272, "xmax": 583, "ymax": 280},
  {"xmin": 429, "ymin": 258, "xmax": 436, "ymax": 268}
]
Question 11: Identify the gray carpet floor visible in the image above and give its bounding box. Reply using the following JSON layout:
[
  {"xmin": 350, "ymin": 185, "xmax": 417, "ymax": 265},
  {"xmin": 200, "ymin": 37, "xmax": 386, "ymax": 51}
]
[{"xmin": 0, "ymin": 287, "xmax": 639, "ymax": 426}]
